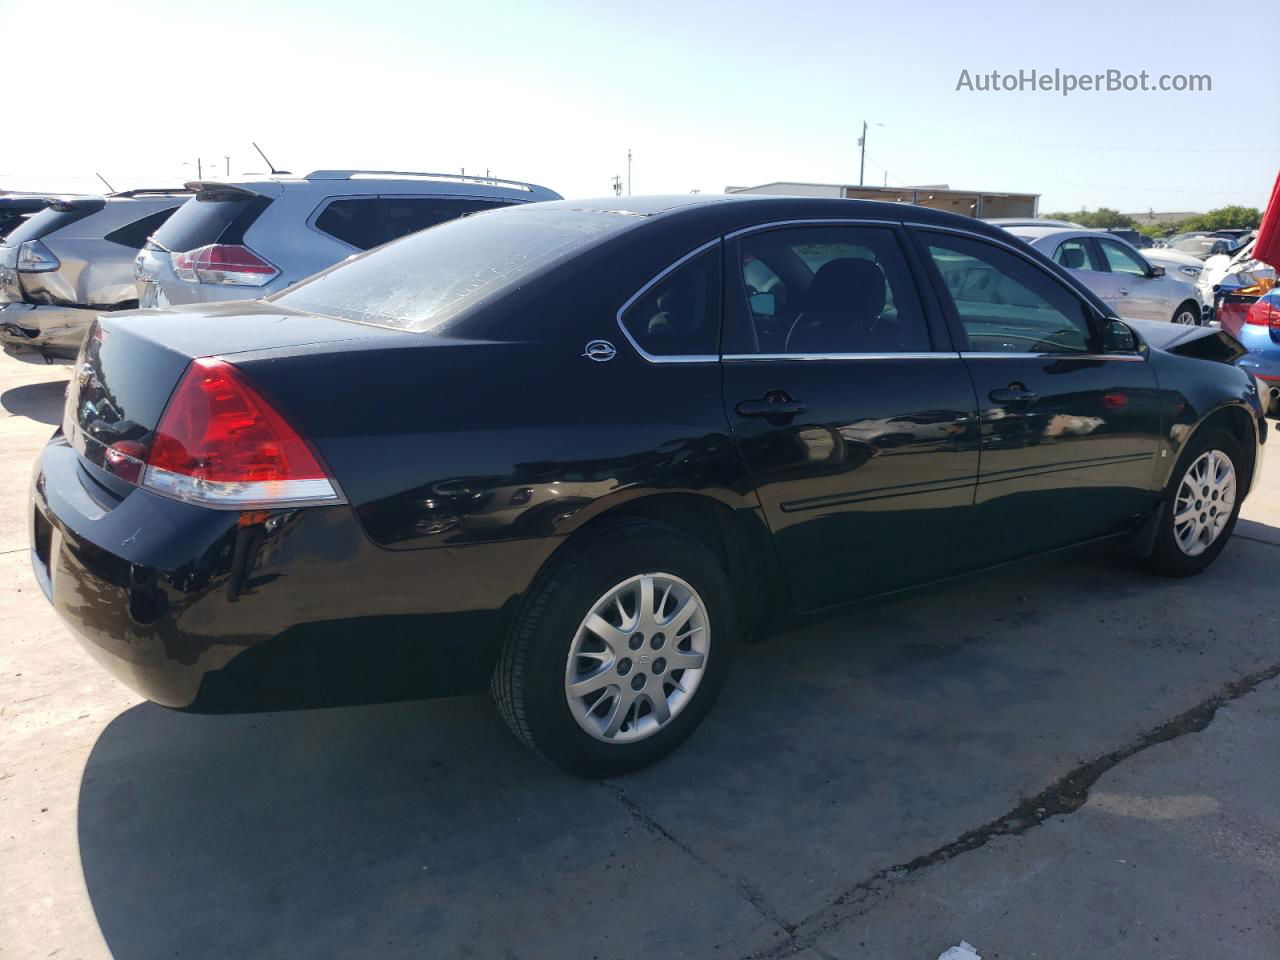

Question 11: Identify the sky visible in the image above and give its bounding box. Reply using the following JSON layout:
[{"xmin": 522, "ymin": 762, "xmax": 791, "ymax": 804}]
[{"xmin": 1, "ymin": 0, "xmax": 1275, "ymax": 214}]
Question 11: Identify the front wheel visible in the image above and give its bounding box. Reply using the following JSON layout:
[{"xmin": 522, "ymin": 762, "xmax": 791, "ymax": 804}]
[
  {"xmin": 1143, "ymin": 429, "xmax": 1245, "ymax": 577},
  {"xmin": 1172, "ymin": 300, "xmax": 1202, "ymax": 326},
  {"xmin": 492, "ymin": 519, "xmax": 737, "ymax": 776}
]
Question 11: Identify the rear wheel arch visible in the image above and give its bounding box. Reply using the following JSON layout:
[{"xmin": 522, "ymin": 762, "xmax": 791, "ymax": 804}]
[{"xmin": 544, "ymin": 492, "xmax": 778, "ymax": 641}]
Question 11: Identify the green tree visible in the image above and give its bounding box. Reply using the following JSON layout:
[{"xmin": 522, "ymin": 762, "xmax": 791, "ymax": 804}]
[
  {"xmin": 1173, "ymin": 205, "xmax": 1262, "ymax": 233},
  {"xmin": 1044, "ymin": 208, "xmax": 1137, "ymax": 229}
]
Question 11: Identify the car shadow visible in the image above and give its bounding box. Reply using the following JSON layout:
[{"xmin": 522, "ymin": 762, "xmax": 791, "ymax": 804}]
[
  {"xmin": 75, "ymin": 536, "xmax": 1280, "ymax": 959},
  {"xmin": 1, "ymin": 379, "xmax": 68, "ymax": 425}
]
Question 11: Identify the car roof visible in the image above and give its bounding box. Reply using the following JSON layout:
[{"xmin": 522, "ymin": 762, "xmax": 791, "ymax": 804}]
[
  {"xmin": 530, "ymin": 193, "xmax": 1037, "ymax": 241},
  {"xmin": 986, "ymin": 217, "xmax": 1083, "ymax": 228},
  {"xmin": 184, "ymin": 170, "xmax": 561, "ymax": 202}
]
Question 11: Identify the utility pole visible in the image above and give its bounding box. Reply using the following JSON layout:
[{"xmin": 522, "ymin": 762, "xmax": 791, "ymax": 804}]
[
  {"xmin": 611, "ymin": 175, "xmax": 622, "ymax": 197},
  {"xmin": 197, "ymin": 158, "xmax": 202, "ymax": 179},
  {"xmin": 858, "ymin": 120, "xmax": 867, "ymax": 187},
  {"xmin": 225, "ymin": 155, "xmax": 230, "ymax": 176},
  {"xmin": 627, "ymin": 149, "xmax": 632, "ymax": 196}
]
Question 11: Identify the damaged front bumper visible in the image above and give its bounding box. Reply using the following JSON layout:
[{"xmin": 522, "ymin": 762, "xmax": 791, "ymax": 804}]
[{"xmin": 0, "ymin": 302, "xmax": 95, "ymax": 363}]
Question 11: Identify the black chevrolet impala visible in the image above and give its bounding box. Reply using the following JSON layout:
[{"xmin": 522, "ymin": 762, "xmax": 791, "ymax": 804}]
[{"xmin": 32, "ymin": 195, "xmax": 1268, "ymax": 775}]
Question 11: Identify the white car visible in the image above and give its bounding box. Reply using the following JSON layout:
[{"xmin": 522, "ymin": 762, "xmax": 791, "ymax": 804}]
[
  {"xmin": 1003, "ymin": 227, "xmax": 1205, "ymax": 325},
  {"xmin": 1197, "ymin": 239, "xmax": 1275, "ymax": 309},
  {"xmin": 1142, "ymin": 246, "xmax": 1208, "ymax": 287}
]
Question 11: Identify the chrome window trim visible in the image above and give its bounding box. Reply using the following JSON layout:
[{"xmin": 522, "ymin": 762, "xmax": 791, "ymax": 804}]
[
  {"xmin": 724, "ymin": 217, "xmax": 901, "ymax": 240},
  {"xmin": 723, "ymin": 352, "xmax": 959, "ymax": 362},
  {"xmin": 959, "ymin": 351, "xmax": 1147, "ymax": 362},
  {"xmin": 615, "ymin": 238, "xmax": 722, "ymax": 364}
]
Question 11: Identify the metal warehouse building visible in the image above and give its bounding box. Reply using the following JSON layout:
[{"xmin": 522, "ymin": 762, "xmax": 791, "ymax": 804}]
[{"xmin": 725, "ymin": 181, "xmax": 1039, "ymax": 219}]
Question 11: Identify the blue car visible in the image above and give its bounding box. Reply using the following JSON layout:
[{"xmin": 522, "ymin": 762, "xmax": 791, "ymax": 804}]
[{"xmin": 1227, "ymin": 287, "xmax": 1280, "ymax": 416}]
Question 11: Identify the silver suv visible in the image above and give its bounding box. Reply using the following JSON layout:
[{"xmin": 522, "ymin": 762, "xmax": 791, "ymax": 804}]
[
  {"xmin": 135, "ymin": 170, "xmax": 562, "ymax": 307},
  {"xmin": 1, "ymin": 190, "xmax": 190, "ymax": 363}
]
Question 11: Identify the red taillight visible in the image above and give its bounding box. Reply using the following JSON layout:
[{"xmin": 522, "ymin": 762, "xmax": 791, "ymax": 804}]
[
  {"xmin": 1244, "ymin": 297, "xmax": 1280, "ymax": 329},
  {"xmin": 142, "ymin": 358, "xmax": 342, "ymax": 508},
  {"xmin": 1215, "ymin": 300, "xmax": 1252, "ymax": 337},
  {"xmin": 171, "ymin": 244, "xmax": 279, "ymax": 287}
]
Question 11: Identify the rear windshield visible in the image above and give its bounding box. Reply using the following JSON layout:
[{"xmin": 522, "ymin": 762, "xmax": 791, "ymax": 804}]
[
  {"xmin": 270, "ymin": 207, "xmax": 637, "ymax": 334},
  {"xmin": 152, "ymin": 191, "xmax": 270, "ymax": 252},
  {"xmin": 2, "ymin": 202, "xmax": 102, "ymax": 246}
]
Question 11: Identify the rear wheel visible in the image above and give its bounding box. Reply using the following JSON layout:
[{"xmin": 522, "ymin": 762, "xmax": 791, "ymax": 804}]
[
  {"xmin": 1172, "ymin": 300, "xmax": 1201, "ymax": 326},
  {"xmin": 1143, "ymin": 429, "xmax": 1244, "ymax": 577},
  {"xmin": 492, "ymin": 519, "xmax": 736, "ymax": 776}
]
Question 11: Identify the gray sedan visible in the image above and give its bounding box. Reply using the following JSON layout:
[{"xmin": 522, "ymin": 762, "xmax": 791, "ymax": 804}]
[{"xmin": 1003, "ymin": 227, "xmax": 1204, "ymax": 326}]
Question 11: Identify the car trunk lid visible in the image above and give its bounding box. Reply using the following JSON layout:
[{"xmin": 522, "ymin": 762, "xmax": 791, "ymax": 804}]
[{"xmin": 64, "ymin": 300, "xmax": 406, "ymax": 492}]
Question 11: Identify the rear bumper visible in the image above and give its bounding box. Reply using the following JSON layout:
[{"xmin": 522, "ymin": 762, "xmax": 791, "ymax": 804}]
[
  {"xmin": 31, "ymin": 434, "xmax": 559, "ymax": 711},
  {"xmin": 0, "ymin": 302, "xmax": 94, "ymax": 363}
]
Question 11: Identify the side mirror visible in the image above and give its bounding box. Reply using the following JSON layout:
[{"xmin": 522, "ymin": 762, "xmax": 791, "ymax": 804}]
[
  {"xmin": 1148, "ymin": 264, "xmax": 1165, "ymax": 278},
  {"xmin": 1104, "ymin": 318, "xmax": 1139, "ymax": 353}
]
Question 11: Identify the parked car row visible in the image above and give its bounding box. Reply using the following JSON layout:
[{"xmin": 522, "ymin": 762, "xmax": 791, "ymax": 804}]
[
  {"xmin": 28, "ymin": 193, "xmax": 1271, "ymax": 774},
  {"xmin": 0, "ymin": 190, "xmax": 190, "ymax": 362},
  {"xmin": 1, "ymin": 171, "xmax": 562, "ymax": 363}
]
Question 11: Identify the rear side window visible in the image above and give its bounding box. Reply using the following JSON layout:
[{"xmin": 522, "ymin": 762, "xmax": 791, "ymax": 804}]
[
  {"xmin": 314, "ymin": 197, "xmax": 511, "ymax": 251},
  {"xmin": 152, "ymin": 192, "xmax": 271, "ymax": 252},
  {"xmin": 923, "ymin": 232, "xmax": 1094, "ymax": 354},
  {"xmin": 103, "ymin": 207, "xmax": 180, "ymax": 249},
  {"xmin": 619, "ymin": 247, "xmax": 721, "ymax": 359}
]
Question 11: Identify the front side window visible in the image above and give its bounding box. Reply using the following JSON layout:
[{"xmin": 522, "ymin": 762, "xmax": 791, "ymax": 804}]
[
  {"xmin": 728, "ymin": 226, "xmax": 931, "ymax": 354},
  {"xmin": 924, "ymin": 232, "xmax": 1093, "ymax": 354},
  {"xmin": 1097, "ymin": 238, "xmax": 1149, "ymax": 277},
  {"xmin": 619, "ymin": 246, "xmax": 721, "ymax": 358}
]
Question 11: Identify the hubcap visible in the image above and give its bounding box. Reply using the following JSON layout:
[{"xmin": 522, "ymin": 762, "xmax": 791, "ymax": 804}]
[
  {"xmin": 564, "ymin": 573, "xmax": 710, "ymax": 743},
  {"xmin": 1174, "ymin": 309, "xmax": 1198, "ymax": 326},
  {"xmin": 1173, "ymin": 450, "xmax": 1236, "ymax": 556}
]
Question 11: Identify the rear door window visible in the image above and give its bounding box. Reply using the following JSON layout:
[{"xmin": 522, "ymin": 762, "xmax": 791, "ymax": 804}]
[
  {"xmin": 726, "ymin": 225, "xmax": 932, "ymax": 355},
  {"xmin": 1052, "ymin": 238, "xmax": 1103, "ymax": 272},
  {"xmin": 314, "ymin": 197, "xmax": 514, "ymax": 251},
  {"xmin": 313, "ymin": 198, "xmax": 382, "ymax": 250}
]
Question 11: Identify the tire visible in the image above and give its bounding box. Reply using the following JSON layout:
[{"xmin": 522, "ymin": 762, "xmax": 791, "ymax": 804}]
[
  {"xmin": 1143, "ymin": 428, "xmax": 1245, "ymax": 577},
  {"xmin": 1172, "ymin": 300, "xmax": 1201, "ymax": 326},
  {"xmin": 492, "ymin": 519, "xmax": 737, "ymax": 777}
]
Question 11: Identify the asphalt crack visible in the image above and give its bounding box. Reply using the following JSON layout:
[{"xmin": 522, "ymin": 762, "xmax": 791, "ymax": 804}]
[
  {"xmin": 603, "ymin": 781, "xmax": 797, "ymax": 938},
  {"xmin": 743, "ymin": 658, "xmax": 1280, "ymax": 959}
]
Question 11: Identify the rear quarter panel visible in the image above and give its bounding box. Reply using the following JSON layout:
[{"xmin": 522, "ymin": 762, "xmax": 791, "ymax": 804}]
[{"xmin": 233, "ymin": 337, "xmax": 756, "ymax": 552}]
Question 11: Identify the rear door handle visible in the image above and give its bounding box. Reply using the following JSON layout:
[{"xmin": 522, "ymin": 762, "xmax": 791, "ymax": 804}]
[
  {"xmin": 736, "ymin": 392, "xmax": 807, "ymax": 418},
  {"xmin": 989, "ymin": 387, "xmax": 1038, "ymax": 405}
]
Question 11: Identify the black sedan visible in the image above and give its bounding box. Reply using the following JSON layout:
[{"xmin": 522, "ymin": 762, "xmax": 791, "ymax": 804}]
[{"xmin": 31, "ymin": 195, "xmax": 1269, "ymax": 776}]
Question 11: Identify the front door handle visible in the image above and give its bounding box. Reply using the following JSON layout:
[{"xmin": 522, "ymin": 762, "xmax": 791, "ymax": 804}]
[
  {"xmin": 989, "ymin": 385, "xmax": 1038, "ymax": 405},
  {"xmin": 736, "ymin": 392, "xmax": 807, "ymax": 418}
]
